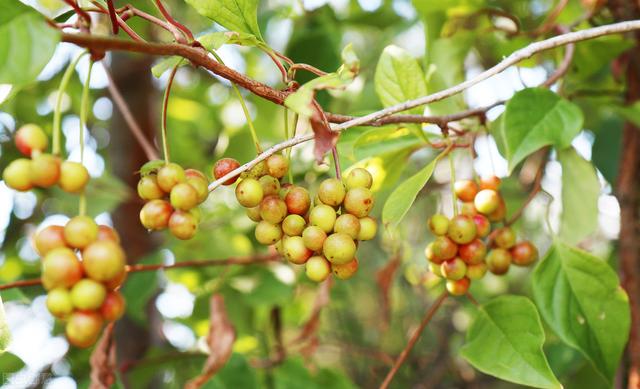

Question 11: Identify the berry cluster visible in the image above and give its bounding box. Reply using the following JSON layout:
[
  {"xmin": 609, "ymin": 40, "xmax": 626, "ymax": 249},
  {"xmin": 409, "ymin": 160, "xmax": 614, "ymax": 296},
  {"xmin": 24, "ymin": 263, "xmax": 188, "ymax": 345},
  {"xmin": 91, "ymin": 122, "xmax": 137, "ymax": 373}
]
[
  {"xmin": 137, "ymin": 162, "xmax": 209, "ymax": 240},
  {"xmin": 425, "ymin": 176, "xmax": 538, "ymax": 295},
  {"xmin": 214, "ymin": 156, "xmax": 377, "ymax": 282},
  {"xmin": 2, "ymin": 124, "xmax": 89, "ymax": 193},
  {"xmin": 35, "ymin": 217, "xmax": 127, "ymax": 348}
]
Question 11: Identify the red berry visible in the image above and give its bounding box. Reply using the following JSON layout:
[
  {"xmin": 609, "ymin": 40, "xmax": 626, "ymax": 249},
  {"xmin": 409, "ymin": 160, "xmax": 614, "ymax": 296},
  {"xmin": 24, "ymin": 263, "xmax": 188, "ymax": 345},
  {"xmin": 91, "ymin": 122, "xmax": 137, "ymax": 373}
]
[
  {"xmin": 446, "ymin": 277, "xmax": 470, "ymax": 296},
  {"xmin": 100, "ymin": 291, "xmax": 126, "ymax": 322},
  {"xmin": 34, "ymin": 225, "xmax": 66, "ymax": 256},
  {"xmin": 440, "ymin": 258, "xmax": 467, "ymax": 281},
  {"xmin": 431, "ymin": 236, "xmax": 458, "ymax": 263},
  {"xmin": 332, "ymin": 258, "xmax": 358, "ymax": 280},
  {"xmin": 259, "ymin": 195, "xmax": 288, "ymax": 224},
  {"xmin": 97, "ymin": 225, "xmax": 120, "ymax": 243},
  {"xmin": 479, "ymin": 175, "xmax": 501, "ymax": 190},
  {"xmin": 487, "ymin": 197, "xmax": 507, "ymax": 222},
  {"xmin": 486, "ymin": 249, "xmax": 511, "ymax": 275},
  {"xmin": 41, "ymin": 248, "xmax": 83, "ymax": 290},
  {"xmin": 169, "ymin": 210, "xmax": 198, "ymax": 240},
  {"xmin": 284, "ymin": 236, "xmax": 313, "ymax": 264},
  {"xmin": 82, "ymin": 240, "xmax": 126, "ymax": 282},
  {"xmin": 510, "ymin": 241, "xmax": 538, "ymax": 266},
  {"xmin": 489, "ymin": 227, "xmax": 516, "ymax": 249},
  {"xmin": 15, "ymin": 124, "xmax": 48, "ymax": 157},
  {"xmin": 454, "ymin": 180, "xmax": 479, "ymax": 202},
  {"xmin": 458, "ymin": 239, "xmax": 487, "ymax": 265},
  {"xmin": 30, "ymin": 153, "xmax": 61, "ymax": 188},
  {"xmin": 140, "ymin": 199, "xmax": 173, "ymax": 230},
  {"xmin": 472, "ymin": 214, "xmax": 490, "ymax": 238},
  {"xmin": 213, "ymin": 158, "xmax": 241, "ymax": 185},
  {"xmin": 284, "ymin": 186, "xmax": 311, "ymax": 215}
]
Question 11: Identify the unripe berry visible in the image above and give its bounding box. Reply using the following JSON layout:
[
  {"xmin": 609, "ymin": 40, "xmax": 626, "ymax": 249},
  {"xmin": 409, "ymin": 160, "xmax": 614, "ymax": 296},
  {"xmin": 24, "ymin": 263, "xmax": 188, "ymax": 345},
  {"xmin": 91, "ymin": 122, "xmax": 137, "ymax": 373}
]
[
  {"xmin": 332, "ymin": 258, "xmax": 358, "ymax": 280},
  {"xmin": 279, "ymin": 183, "xmax": 293, "ymax": 199},
  {"xmin": 213, "ymin": 158, "xmax": 241, "ymax": 185},
  {"xmin": 15, "ymin": 123, "xmax": 48, "ymax": 157},
  {"xmin": 460, "ymin": 202, "xmax": 477, "ymax": 216},
  {"xmin": 510, "ymin": 241, "xmax": 538, "ymax": 266},
  {"xmin": 46, "ymin": 288, "xmax": 74, "ymax": 319},
  {"xmin": 487, "ymin": 197, "xmax": 507, "ymax": 222},
  {"xmin": 466, "ymin": 263, "xmax": 487, "ymax": 280},
  {"xmin": 184, "ymin": 168, "xmax": 206, "ymax": 180},
  {"xmin": 259, "ymin": 175, "xmax": 280, "ymax": 197},
  {"xmin": 357, "ymin": 217, "xmax": 377, "ymax": 241},
  {"xmin": 474, "ymin": 189, "xmax": 500, "ymax": 215},
  {"xmin": 255, "ymin": 221, "xmax": 283, "ymax": 245},
  {"xmin": 428, "ymin": 214, "xmax": 449, "ymax": 236},
  {"xmin": 490, "ymin": 227, "xmax": 516, "ymax": 249},
  {"xmin": 472, "ymin": 214, "xmax": 490, "ymax": 238},
  {"xmin": 318, "ymin": 178, "xmax": 346, "ymax": 207},
  {"xmin": 266, "ymin": 154, "xmax": 288, "ymax": 179},
  {"xmin": 282, "ymin": 214, "xmax": 306, "ymax": 236},
  {"xmin": 246, "ymin": 161, "xmax": 268, "ymax": 179},
  {"xmin": 97, "ymin": 225, "xmax": 120, "ymax": 243},
  {"xmin": 283, "ymin": 236, "xmax": 313, "ymax": 264},
  {"xmin": 424, "ymin": 242, "xmax": 437, "ymax": 263},
  {"xmin": 105, "ymin": 268, "xmax": 127, "ymax": 291},
  {"xmin": 157, "ymin": 163, "xmax": 185, "ymax": 192},
  {"xmin": 306, "ymin": 255, "xmax": 330, "ymax": 282},
  {"xmin": 334, "ymin": 214, "xmax": 360, "ymax": 239},
  {"xmin": 170, "ymin": 183, "xmax": 199, "ymax": 211},
  {"xmin": 100, "ymin": 291, "xmax": 126, "ymax": 322},
  {"xmin": 344, "ymin": 168, "xmax": 373, "ymax": 190},
  {"xmin": 458, "ymin": 239, "xmax": 487, "ymax": 265},
  {"xmin": 246, "ymin": 206, "xmax": 262, "ymax": 222},
  {"xmin": 185, "ymin": 170, "xmax": 209, "ymax": 203},
  {"xmin": 137, "ymin": 175, "xmax": 165, "ymax": 200},
  {"xmin": 82, "ymin": 240, "xmax": 126, "ymax": 282},
  {"xmin": 429, "ymin": 262, "xmax": 443, "ymax": 277},
  {"xmin": 140, "ymin": 199, "xmax": 172, "ymax": 230},
  {"xmin": 446, "ymin": 277, "xmax": 470, "ymax": 296},
  {"xmin": 447, "ymin": 215, "xmax": 477, "ymax": 244},
  {"xmin": 431, "ymin": 236, "xmax": 458, "ymax": 263},
  {"xmin": 486, "ymin": 249, "xmax": 511, "ymax": 275},
  {"xmin": 71, "ymin": 278, "xmax": 107, "ymax": 310},
  {"xmin": 302, "ymin": 226, "xmax": 327, "ymax": 252},
  {"xmin": 454, "ymin": 180, "xmax": 479, "ymax": 202},
  {"xmin": 41, "ymin": 248, "xmax": 83, "ymax": 290},
  {"xmin": 322, "ymin": 233, "xmax": 356, "ymax": 265},
  {"xmin": 479, "ymin": 175, "xmax": 501, "ymax": 190},
  {"xmin": 58, "ymin": 161, "xmax": 90, "ymax": 193},
  {"xmin": 309, "ymin": 205, "xmax": 337, "ymax": 233},
  {"xmin": 284, "ymin": 186, "xmax": 311, "ymax": 215},
  {"xmin": 259, "ymin": 195, "xmax": 288, "ymax": 224},
  {"xmin": 343, "ymin": 187, "xmax": 374, "ymax": 217},
  {"xmin": 3, "ymin": 158, "xmax": 33, "ymax": 191},
  {"xmin": 169, "ymin": 210, "xmax": 198, "ymax": 240},
  {"xmin": 34, "ymin": 225, "xmax": 66, "ymax": 256},
  {"xmin": 274, "ymin": 239, "xmax": 284, "ymax": 255},
  {"xmin": 30, "ymin": 153, "xmax": 61, "ymax": 188},
  {"xmin": 235, "ymin": 178, "xmax": 264, "ymax": 208},
  {"xmin": 64, "ymin": 216, "xmax": 98, "ymax": 249},
  {"xmin": 440, "ymin": 258, "xmax": 467, "ymax": 281},
  {"xmin": 66, "ymin": 311, "xmax": 103, "ymax": 348}
]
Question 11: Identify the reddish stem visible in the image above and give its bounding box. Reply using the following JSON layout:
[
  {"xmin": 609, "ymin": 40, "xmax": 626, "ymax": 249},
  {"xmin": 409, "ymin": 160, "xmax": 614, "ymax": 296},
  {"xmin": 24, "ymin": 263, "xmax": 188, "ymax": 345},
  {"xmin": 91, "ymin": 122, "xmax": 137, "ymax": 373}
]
[{"xmin": 153, "ymin": 0, "xmax": 194, "ymax": 42}]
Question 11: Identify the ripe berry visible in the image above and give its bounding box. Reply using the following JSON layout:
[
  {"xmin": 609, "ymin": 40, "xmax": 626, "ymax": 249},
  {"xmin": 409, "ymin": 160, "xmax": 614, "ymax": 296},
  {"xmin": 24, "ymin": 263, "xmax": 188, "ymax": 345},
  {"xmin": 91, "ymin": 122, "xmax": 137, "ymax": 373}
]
[
  {"xmin": 3, "ymin": 158, "xmax": 33, "ymax": 191},
  {"xmin": 259, "ymin": 175, "xmax": 280, "ymax": 197},
  {"xmin": 169, "ymin": 210, "xmax": 198, "ymax": 240},
  {"xmin": 137, "ymin": 175, "xmax": 165, "ymax": 200},
  {"xmin": 266, "ymin": 154, "xmax": 289, "ymax": 179},
  {"xmin": 66, "ymin": 311, "xmax": 103, "ymax": 348},
  {"xmin": 100, "ymin": 291, "xmax": 126, "ymax": 322},
  {"xmin": 309, "ymin": 205, "xmax": 337, "ymax": 233},
  {"xmin": 344, "ymin": 168, "xmax": 372, "ymax": 190},
  {"xmin": 259, "ymin": 195, "xmax": 288, "ymax": 224},
  {"xmin": 357, "ymin": 217, "xmax": 377, "ymax": 241},
  {"xmin": 282, "ymin": 214, "xmax": 306, "ymax": 236},
  {"xmin": 490, "ymin": 227, "xmax": 516, "ymax": 249},
  {"xmin": 34, "ymin": 225, "xmax": 66, "ymax": 256},
  {"xmin": 64, "ymin": 216, "xmax": 98, "ymax": 249},
  {"xmin": 446, "ymin": 278, "xmax": 470, "ymax": 296},
  {"xmin": 343, "ymin": 188, "xmax": 374, "ymax": 217},
  {"xmin": 279, "ymin": 183, "xmax": 293, "ymax": 199},
  {"xmin": 479, "ymin": 175, "xmax": 501, "ymax": 190},
  {"xmin": 486, "ymin": 249, "xmax": 511, "ymax": 275},
  {"xmin": 157, "ymin": 163, "xmax": 185, "ymax": 192},
  {"xmin": 429, "ymin": 262, "xmax": 443, "ymax": 277},
  {"xmin": 510, "ymin": 241, "xmax": 538, "ymax": 266},
  {"xmin": 283, "ymin": 236, "xmax": 313, "ymax": 264},
  {"xmin": 431, "ymin": 236, "xmax": 457, "ymax": 263},
  {"xmin": 322, "ymin": 233, "xmax": 356, "ymax": 265},
  {"xmin": 140, "ymin": 199, "xmax": 172, "ymax": 230},
  {"xmin": 424, "ymin": 242, "xmax": 437, "ymax": 263},
  {"xmin": 185, "ymin": 170, "xmax": 209, "ymax": 203},
  {"xmin": 440, "ymin": 258, "xmax": 467, "ymax": 281},
  {"xmin": 458, "ymin": 239, "xmax": 487, "ymax": 265},
  {"xmin": 170, "ymin": 182, "xmax": 199, "ymax": 211},
  {"xmin": 82, "ymin": 240, "xmax": 126, "ymax": 282},
  {"xmin": 460, "ymin": 202, "xmax": 477, "ymax": 216},
  {"xmin": 97, "ymin": 225, "xmax": 120, "ymax": 243},
  {"xmin": 284, "ymin": 186, "xmax": 311, "ymax": 215},
  {"xmin": 487, "ymin": 197, "xmax": 506, "ymax": 222},
  {"xmin": 213, "ymin": 158, "xmax": 241, "ymax": 185},
  {"xmin": 71, "ymin": 278, "xmax": 107, "ymax": 310},
  {"xmin": 428, "ymin": 214, "xmax": 449, "ymax": 236},
  {"xmin": 472, "ymin": 214, "xmax": 490, "ymax": 238},
  {"xmin": 246, "ymin": 206, "xmax": 262, "ymax": 222},
  {"xmin": 306, "ymin": 255, "xmax": 331, "ymax": 282},
  {"xmin": 318, "ymin": 178, "xmax": 346, "ymax": 207},
  {"xmin": 41, "ymin": 248, "xmax": 83, "ymax": 290},
  {"xmin": 302, "ymin": 226, "xmax": 327, "ymax": 251},
  {"xmin": 15, "ymin": 124, "xmax": 48, "ymax": 157},
  {"xmin": 255, "ymin": 221, "xmax": 283, "ymax": 245},
  {"xmin": 30, "ymin": 153, "xmax": 61, "ymax": 188},
  {"xmin": 454, "ymin": 180, "xmax": 479, "ymax": 202},
  {"xmin": 334, "ymin": 214, "xmax": 360, "ymax": 239},
  {"xmin": 58, "ymin": 161, "xmax": 90, "ymax": 193},
  {"xmin": 474, "ymin": 189, "xmax": 500, "ymax": 215},
  {"xmin": 105, "ymin": 268, "xmax": 127, "ymax": 290},
  {"xmin": 332, "ymin": 258, "xmax": 358, "ymax": 280},
  {"xmin": 447, "ymin": 215, "xmax": 477, "ymax": 244},
  {"xmin": 466, "ymin": 263, "xmax": 487, "ymax": 280},
  {"xmin": 46, "ymin": 288, "xmax": 74, "ymax": 319},
  {"xmin": 235, "ymin": 178, "xmax": 264, "ymax": 208}
]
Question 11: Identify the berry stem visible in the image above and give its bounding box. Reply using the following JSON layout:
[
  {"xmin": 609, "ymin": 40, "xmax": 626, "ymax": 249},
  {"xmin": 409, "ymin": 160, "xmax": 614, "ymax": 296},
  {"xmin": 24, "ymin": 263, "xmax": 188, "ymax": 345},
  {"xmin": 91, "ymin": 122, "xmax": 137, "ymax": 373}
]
[
  {"xmin": 161, "ymin": 61, "xmax": 181, "ymax": 164},
  {"xmin": 283, "ymin": 108, "xmax": 294, "ymax": 183},
  {"xmin": 78, "ymin": 59, "xmax": 94, "ymax": 217},
  {"xmin": 448, "ymin": 148, "xmax": 458, "ymax": 216},
  {"xmin": 52, "ymin": 51, "xmax": 87, "ymax": 156},
  {"xmin": 331, "ymin": 146, "xmax": 342, "ymax": 180}
]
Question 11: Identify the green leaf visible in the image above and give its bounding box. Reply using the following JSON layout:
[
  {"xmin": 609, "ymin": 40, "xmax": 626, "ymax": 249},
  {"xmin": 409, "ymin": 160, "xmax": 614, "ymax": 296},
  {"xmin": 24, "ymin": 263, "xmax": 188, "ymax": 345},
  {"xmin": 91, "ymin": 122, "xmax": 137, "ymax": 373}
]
[
  {"xmin": 374, "ymin": 45, "xmax": 427, "ymax": 115},
  {"xmin": 0, "ymin": 2, "xmax": 60, "ymax": 87},
  {"xmin": 558, "ymin": 148, "xmax": 600, "ymax": 244},
  {"xmin": 532, "ymin": 241, "xmax": 630, "ymax": 383},
  {"xmin": 492, "ymin": 88, "xmax": 583, "ymax": 173},
  {"xmin": 461, "ymin": 295, "xmax": 561, "ymax": 389},
  {"xmin": 0, "ymin": 295, "xmax": 9, "ymax": 352},
  {"xmin": 139, "ymin": 160, "xmax": 165, "ymax": 176},
  {"xmin": 613, "ymin": 101, "xmax": 640, "ymax": 128},
  {"xmin": 0, "ymin": 352, "xmax": 24, "ymax": 373},
  {"xmin": 382, "ymin": 150, "xmax": 446, "ymax": 226},
  {"xmin": 353, "ymin": 126, "xmax": 423, "ymax": 161},
  {"xmin": 184, "ymin": 0, "xmax": 263, "ymax": 39}
]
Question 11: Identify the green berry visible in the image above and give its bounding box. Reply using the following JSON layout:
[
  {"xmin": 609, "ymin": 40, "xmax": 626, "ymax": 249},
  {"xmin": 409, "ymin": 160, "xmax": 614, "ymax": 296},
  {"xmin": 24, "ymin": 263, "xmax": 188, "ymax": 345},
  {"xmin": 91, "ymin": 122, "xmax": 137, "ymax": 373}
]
[
  {"xmin": 235, "ymin": 178, "xmax": 264, "ymax": 208},
  {"xmin": 82, "ymin": 240, "xmax": 126, "ymax": 282},
  {"xmin": 440, "ymin": 258, "xmax": 467, "ymax": 281},
  {"xmin": 343, "ymin": 187, "xmax": 374, "ymax": 217},
  {"xmin": 322, "ymin": 233, "xmax": 356, "ymax": 265},
  {"xmin": 259, "ymin": 175, "xmax": 280, "ymax": 197},
  {"xmin": 255, "ymin": 221, "xmax": 283, "ymax": 245},
  {"xmin": 71, "ymin": 279, "xmax": 107, "ymax": 310},
  {"xmin": 137, "ymin": 175, "xmax": 165, "ymax": 200},
  {"xmin": 466, "ymin": 263, "xmax": 487, "ymax": 280},
  {"xmin": 309, "ymin": 205, "xmax": 336, "ymax": 233},
  {"xmin": 486, "ymin": 249, "xmax": 511, "ymax": 275},
  {"xmin": 266, "ymin": 154, "xmax": 289, "ymax": 178},
  {"xmin": 3, "ymin": 158, "xmax": 33, "ymax": 191},
  {"xmin": 431, "ymin": 236, "xmax": 458, "ymax": 263},
  {"xmin": 490, "ymin": 227, "xmax": 516, "ymax": 249},
  {"xmin": 170, "ymin": 182, "xmax": 199, "ymax": 211},
  {"xmin": 15, "ymin": 123, "xmax": 48, "ymax": 157},
  {"xmin": 259, "ymin": 195, "xmax": 288, "ymax": 224},
  {"xmin": 318, "ymin": 178, "xmax": 346, "ymax": 206},
  {"xmin": 333, "ymin": 214, "xmax": 360, "ymax": 239},
  {"xmin": 64, "ymin": 215, "xmax": 98, "ymax": 249},
  {"xmin": 58, "ymin": 161, "xmax": 90, "ymax": 193},
  {"xmin": 474, "ymin": 189, "xmax": 500, "ymax": 215},
  {"xmin": 446, "ymin": 278, "xmax": 470, "ymax": 295},
  {"xmin": 41, "ymin": 248, "xmax": 83, "ymax": 290},
  {"xmin": 169, "ymin": 210, "xmax": 199, "ymax": 240},
  {"xmin": 357, "ymin": 217, "xmax": 377, "ymax": 241},
  {"xmin": 246, "ymin": 206, "xmax": 262, "ymax": 222},
  {"xmin": 283, "ymin": 236, "xmax": 313, "ymax": 264},
  {"xmin": 282, "ymin": 214, "xmax": 306, "ymax": 236},
  {"xmin": 46, "ymin": 288, "xmax": 74, "ymax": 319},
  {"xmin": 447, "ymin": 215, "xmax": 476, "ymax": 244},
  {"xmin": 302, "ymin": 226, "xmax": 327, "ymax": 252},
  {"xmin": 344, "ymin": 168, "xmax": 372, "ymax": 190},
  {"xmin": 157, "ymin": 163, "xmax": 185, "ymax": 192},
  {"xmin": 428, "ymin": 214, "xmax": 449, "ymax": 236},
  {"xmin": 306, "ymin": 255, "xmax": 331, "ymax": 282}
]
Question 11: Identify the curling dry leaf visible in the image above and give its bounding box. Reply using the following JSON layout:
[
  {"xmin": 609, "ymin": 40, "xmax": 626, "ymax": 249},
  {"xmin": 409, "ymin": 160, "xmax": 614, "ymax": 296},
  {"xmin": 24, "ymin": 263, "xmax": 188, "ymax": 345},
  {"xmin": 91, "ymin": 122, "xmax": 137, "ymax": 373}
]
[{"xmin": 89, "ymin": 323, "xmax": 116, "ymax": 389}]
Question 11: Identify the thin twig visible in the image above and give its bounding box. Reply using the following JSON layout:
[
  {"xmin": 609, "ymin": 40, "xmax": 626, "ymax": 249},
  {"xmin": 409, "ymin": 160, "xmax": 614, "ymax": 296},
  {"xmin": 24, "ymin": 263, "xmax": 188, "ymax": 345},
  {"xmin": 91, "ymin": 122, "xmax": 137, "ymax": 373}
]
[
  {"xmin": 505, "ymin": 152, "xmax": 547, "ymax": 226},
  {"xmin": 531, "ymin": 0, "xmax": 570, "ymax": 36}
]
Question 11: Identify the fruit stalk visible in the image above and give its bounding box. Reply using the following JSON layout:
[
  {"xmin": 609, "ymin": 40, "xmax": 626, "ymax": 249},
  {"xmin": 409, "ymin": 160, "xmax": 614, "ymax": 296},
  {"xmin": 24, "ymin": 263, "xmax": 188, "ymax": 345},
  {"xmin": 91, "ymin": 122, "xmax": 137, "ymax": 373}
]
[{"xmin": 53, "ymin": 51, "xmax": 87, "ymax": 156}]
